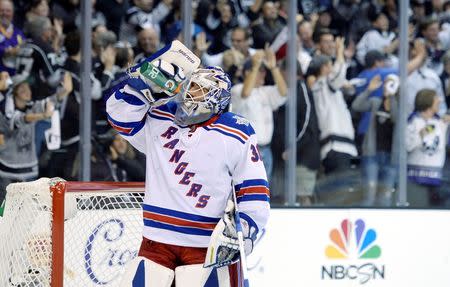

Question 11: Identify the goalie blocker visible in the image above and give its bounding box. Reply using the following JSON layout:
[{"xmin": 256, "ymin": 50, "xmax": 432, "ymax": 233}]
[
  {"xmin": 204, "ymin": 199, "xmax": 256, "ymax": 269},
  {"xmin": 106, "ymin": 40, "xmax": 270, "ymax": 287}
]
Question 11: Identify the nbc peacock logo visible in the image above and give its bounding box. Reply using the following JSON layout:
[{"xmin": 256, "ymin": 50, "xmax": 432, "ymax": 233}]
[
  {"xmin": 325, "ymin": 218, "xmax": 381, "ymax": 259},
  {"xmin": 321, "ymin": 219, "xmax": 385, "ymax": 284}
]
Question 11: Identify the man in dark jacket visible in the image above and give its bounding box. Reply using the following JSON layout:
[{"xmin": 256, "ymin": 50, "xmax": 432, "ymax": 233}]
[
  {"xmin": 15, "ymin": 16, "xmax": 64, "ymax": 100},
  {"xmin": 252, "ymin": 1, "xmax": 285, "ymax": 49},
  {"xmin": 48, "ymin": 31, "xmax": 101, "ymax": 179},
  {"xmin": 272, "ymin": 60, "xmax": 320, "ymax": 205}
]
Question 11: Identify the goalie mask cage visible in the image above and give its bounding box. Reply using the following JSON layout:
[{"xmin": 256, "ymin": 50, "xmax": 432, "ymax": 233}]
[{"xmin": 0, "ymin": 178, "xmax": 145, "ymax": 287}]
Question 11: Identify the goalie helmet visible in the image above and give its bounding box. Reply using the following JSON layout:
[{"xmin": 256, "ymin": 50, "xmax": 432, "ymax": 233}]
[{"xmin": 174, "ymin": 66, "xmax": 231, "ymax": 126}]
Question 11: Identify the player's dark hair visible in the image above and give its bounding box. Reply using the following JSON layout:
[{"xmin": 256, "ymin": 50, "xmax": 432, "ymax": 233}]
[
  {"xmin": 308, "ymin": 55, "xmax": 332, "ymax": 77},
  {"xmin": 24, "ymin": 16, "xmax": 51, "ymax": 39},
  {"xmin": 231, "ymin": 27, "xmax": 251, "ymax": 40},
  {"xmin": 64, "ymin": 31, "xmax": 81, "ymax": 56},
  {"xmin": 418, "ymin": 17, "xmax": 439, "ymax": 33},
  {"xmin": 12, "ymin": 80, "xmax": 29, "ymax": 97},
  {"xmin": 367, "ymin": 4, "xmax": 385, "ymax": 23},
  {"xmin": 415, "ymin": 89, "xmax": 436, "ymax": 112},
  {"xmin": 94, "ymin": 31, "xmax": 117, "ymax": 50},
  {"xmin": 115, "ymin": 44, "xmax": 131, "ymax": 68},
  {"xmin": 312, "ymin": 28, "xmax": 334, "ymax": 44},
  {"xmin": 26, "ymin": 0, "xmax": 45, "ymax": 12},
  {"xmin": 297, "ymin": 19, "xmax": 311, "ymax": 33}
]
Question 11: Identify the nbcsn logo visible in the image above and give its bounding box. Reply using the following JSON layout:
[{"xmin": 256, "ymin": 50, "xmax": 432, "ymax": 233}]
[{"xmin": 321, "ymin": 219, "xmax": 385, "ymax": 284}]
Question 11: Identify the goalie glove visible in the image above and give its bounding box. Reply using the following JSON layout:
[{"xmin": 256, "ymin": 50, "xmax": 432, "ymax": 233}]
[
  {"xmin": 127, "ymin": 59, "xmax": 186, "ymax": 106},
  {"xmin": 203, "ymin": 200, "xmax": 256, "ymax": 268}
]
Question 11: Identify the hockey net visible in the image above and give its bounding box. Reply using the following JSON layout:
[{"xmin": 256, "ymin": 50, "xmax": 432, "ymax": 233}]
[{"xmin": 0, "ymin": 178, "xmax": 145, "ymax": 287}]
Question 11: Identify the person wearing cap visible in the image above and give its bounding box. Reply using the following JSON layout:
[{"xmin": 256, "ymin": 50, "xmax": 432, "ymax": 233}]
[
  {"xmin": 352, "ymin": 73, "xmax": 399, "ymax": 206},
  {"xmin": 354, "ymin": 41, "xmax": 428, "ymax": 137},
  {"xmin": 309, "ymin": 37, "xmax": 357, "ymax": 175},
  {"xmin": 354, "ymin": 50, "xmax": 397, "ymax": 137}
]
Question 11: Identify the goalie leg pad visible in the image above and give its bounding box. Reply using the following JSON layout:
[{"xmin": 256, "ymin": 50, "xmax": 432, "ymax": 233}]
[
  {"xmin": 174, "ymin": 264, "xmax": 204, "ymax": 287},
  {"xmin": 119, "ymin": 256, "xmax": 174, "ymax": 287},
  {"xmin": 176, "ymin": 264, "xmax": 237, "ymax": 287}
]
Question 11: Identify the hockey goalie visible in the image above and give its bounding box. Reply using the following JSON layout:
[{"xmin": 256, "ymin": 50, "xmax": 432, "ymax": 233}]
[{"xmin": 105, "ymin": 41, "xmax": 270, "ymax": 287}]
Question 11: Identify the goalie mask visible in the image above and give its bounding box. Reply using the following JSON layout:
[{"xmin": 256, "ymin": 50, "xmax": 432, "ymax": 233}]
[{"xmin": 174, "ymin": 66, "xmax": 231, "ymax": 126}]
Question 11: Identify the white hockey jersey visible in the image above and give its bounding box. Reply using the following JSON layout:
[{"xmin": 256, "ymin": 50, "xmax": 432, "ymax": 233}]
[
  {"xmin": 106, "ymin": 83, "xmax": 270, "ymax": 248},
  {"xmin": 406, "ymin": 113, "xmax": 448, "ymax": 185}
]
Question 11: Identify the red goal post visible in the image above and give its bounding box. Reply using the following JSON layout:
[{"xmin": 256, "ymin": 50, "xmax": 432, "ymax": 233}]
[{"xmin": 0, "ymin": 178, "xmax": 145, "ymax": 287}]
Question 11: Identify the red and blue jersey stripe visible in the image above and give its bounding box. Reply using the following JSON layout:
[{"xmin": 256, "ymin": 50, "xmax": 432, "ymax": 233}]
[
  {"xmin": 204, "ymin": 123, "xmax": 249, "ymax": 144},
  {"xmin": 143, "ymin": 204, "xmax": 220, "ymax": 236},
  {"xmin": 148, "ymin": 108, "xmax": 175, "ymax": 122},
  {"xmin": 148, "ymin": 103, "xmax": 177, "ymax": 121},
  {"xmin": 234, "ymin": 179, "xmax": 270, "ymax": 203},
  {"xmin": 107, "ymin": 114, "xmax": 146, "ymax": 136},
  {"xmin": 106, "ymin": 87, "xmax": 148, "ymax": 135},
  {"xmin": 203, "ymin": 112, "xmax": 255, "ymax": 144}
]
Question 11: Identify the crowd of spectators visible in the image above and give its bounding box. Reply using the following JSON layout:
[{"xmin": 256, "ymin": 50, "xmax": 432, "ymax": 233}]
[{"xmin": 0, "ymin": 0, "xmax": 449, "ymax": 208}]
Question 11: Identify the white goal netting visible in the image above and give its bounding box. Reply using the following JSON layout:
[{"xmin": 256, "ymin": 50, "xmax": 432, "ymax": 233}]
[{"xmin": 0, "ymin": 178, "xmax": 145, "ymax": 287}]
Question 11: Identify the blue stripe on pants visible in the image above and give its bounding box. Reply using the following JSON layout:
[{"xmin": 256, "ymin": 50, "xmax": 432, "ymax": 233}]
[
  {"xmin": 132, "ymin": 260, "xmax": 146, "ymax": 287},
  {"xmin": 203, "ymin": 268, "xmax": 218, "ymax": 287}
]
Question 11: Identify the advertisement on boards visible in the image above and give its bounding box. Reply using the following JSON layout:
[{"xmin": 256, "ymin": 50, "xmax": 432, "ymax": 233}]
[
  {"xmin": 61, "ymin": 208, "xmax": 450, "ymax": 286},
  {"xmin": 247, "ymin": 209, "xmax": 450, "ymax": 287}
]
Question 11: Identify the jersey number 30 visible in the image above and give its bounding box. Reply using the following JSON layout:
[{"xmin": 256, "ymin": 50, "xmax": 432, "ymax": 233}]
[{"xmin": 250, "ymin": 144, "xmax": 262, "ymax": 162}]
